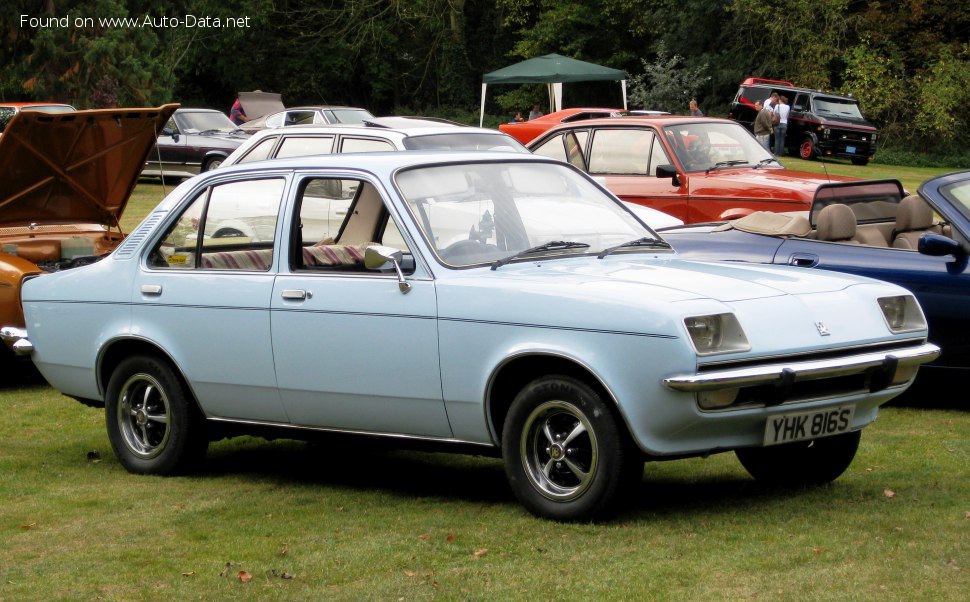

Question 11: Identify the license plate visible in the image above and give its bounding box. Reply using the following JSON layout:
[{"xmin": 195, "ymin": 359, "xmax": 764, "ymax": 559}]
[
  {"xmin": 846, "ymin": 145, "xmax": 857, "ymax": 153},
  {"xmin": 763, "ymin": 406, "xmax": 855, "ymax": 446}
]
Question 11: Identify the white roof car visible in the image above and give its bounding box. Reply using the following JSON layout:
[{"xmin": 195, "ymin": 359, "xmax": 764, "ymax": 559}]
[
  {"xmin": 222, "ymin": 117, "xmax": 529, "ymax": 167},
  {"xmin": 221, "ymin": 117, "xmax": 683, "ymax": 229}
]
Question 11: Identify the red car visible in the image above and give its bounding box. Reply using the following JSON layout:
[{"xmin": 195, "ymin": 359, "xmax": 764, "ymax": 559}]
[
  {"xmin": 528, "ymin": 116, "xmax": 857, "ymax": 223},
  {"xmin": 0, "ymin": 102, "xmax": 75, "ymax": 135},
  {"xmin": 499, "ymin": 107, "xmax": 669, "ymax": 145}
]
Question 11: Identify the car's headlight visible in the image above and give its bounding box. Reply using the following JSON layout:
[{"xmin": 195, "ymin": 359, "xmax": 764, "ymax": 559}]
[
  {"xmin": 684, "ymin": 313, "xmax": 750, "ymax": 355},
  {"xmin": 878, "ymin": 295, "xmax": 927, "ymax": 333}
]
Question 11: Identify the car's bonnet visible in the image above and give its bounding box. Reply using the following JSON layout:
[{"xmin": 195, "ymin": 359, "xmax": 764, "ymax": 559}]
[{"xmin": 0, "ymin": 104, "xmax": 177, "ymax": 228}]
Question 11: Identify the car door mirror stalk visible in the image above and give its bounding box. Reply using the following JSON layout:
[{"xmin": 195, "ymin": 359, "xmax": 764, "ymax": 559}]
[
  {"xmin": 365, "ymin": 244, "xmax": 412, "ymax": 294},
  {"xmin": 918, "ymin": 232, "xmax": 965, "ymax": 259}
]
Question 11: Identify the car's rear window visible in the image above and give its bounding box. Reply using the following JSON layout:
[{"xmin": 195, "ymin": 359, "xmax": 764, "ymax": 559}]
[{"xmin": 403, "ymin": 133, "xmax": 526, "ymax": 153}]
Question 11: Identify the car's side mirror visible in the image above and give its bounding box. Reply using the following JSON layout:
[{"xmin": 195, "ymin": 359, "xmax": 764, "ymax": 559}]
[
  {"xmin": 918, "ymin": 232, "xmax": 965, "ymax": 258},
  {"xmin": 365, "ymin": 244, "xmax": 411, "ymax": 294},
  {"xmin": 655, "ymin": 164, "xmax": 681, "ymax": 187}
]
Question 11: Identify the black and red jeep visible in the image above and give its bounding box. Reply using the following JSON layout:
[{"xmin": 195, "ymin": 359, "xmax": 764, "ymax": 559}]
[{"xmin": 728, "ymin": 78, "xmax": 879, "ymax": 165}]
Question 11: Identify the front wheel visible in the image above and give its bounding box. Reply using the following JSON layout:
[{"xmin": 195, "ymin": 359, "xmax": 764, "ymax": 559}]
[
  {"xmin": 799, "ymin": 137, "xmax": 817, "ymax": 160},
  {"xmin": 202, "ymin": 156, "xmax": 224, "ymax": 172},
  {"xmin": 105, "ymin": 355, "xmax": 207, "ymax": 475},
  {"xmin": 502, "ymin": 376, "xmax": 641, "ymax": 521},
  {"xmin": 735, "ymin": 430, "xmax": 861, "ymax": 486}
]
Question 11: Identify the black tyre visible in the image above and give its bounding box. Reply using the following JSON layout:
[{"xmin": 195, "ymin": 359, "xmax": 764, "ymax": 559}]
[
  {"xmin": 799, "ymin": 137, "xmax": 817, "ymax": 160},
  {"xmin": 105, "ymin": 355, "xmax": 208, "ymax": 475},
  {"xmin": 851, "ymin": 157, "xmax": 870, "ymax": 166},
  {"xmin": 502, "ymin": 376, "xmax": 641, "ymax": 521},
  {"xmin": 202, "ymin": 156, "xmax": 224, "ymax": 172},
  {"xmin": 735, "ymin": 430, "xmax": 861, "ymax": 486}
]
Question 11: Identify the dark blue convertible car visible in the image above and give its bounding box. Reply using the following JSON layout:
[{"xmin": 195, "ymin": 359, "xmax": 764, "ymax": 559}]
[{"xmin": 663, "ymin": 172, "xmax": 970, "ymax": 378}]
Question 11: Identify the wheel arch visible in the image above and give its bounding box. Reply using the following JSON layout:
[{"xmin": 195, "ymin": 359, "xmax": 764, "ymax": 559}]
[
  {"xmin": 97, "ymin": 337, "xmax": 202, "ymax": 414},
  {"xmin": 485, "ymin": 352, "xmax": 627, "ymax": 447}
]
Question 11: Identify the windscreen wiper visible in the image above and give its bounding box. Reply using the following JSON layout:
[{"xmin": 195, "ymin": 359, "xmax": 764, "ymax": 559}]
[
  {"xmin": 753, "ymin": 157, "xmax": 780, "ymax": 168},
  {"xmin": 597, "ymin": 236, "xmax": 671, "ymax": 259},
  {"xmin": 490, "ymin": 241, "xmax": 590, "ymax": 270},
  {"xmin": 706, "ymin": 160, "xmax": 748, "ymax": 174}
]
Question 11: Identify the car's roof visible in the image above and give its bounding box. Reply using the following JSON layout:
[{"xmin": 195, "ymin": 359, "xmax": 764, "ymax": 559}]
[
  {"xmin": 529, "ymin": 115, "xmax": 738, "ymax": 141},
  {"xmin": 740, "ymin": 82, "xmax": 858, "ymax": 100},
  {"xmin": 242, "ymin": 121, "xmax": 506, "ymax": 141},
  {"xmin": 0, "ymin": 102, "xmax": 75, "ymax": 109},
  {"xmin": 279, "ymin": 105, "xmax": 371, "ymax": 111}
]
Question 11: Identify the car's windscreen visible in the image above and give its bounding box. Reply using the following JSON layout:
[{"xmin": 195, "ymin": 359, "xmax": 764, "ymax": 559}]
[
  {"xmin": 940, "ymin": 178, "xmax": 970, "ymax": 222},
  {"xmin": 177, "ymin": 111, "xmax": 238, "ymax": 133},
  {"xmin": 395, "ymin": 161, "xmax": 661, "ymax": 267},
  {"xmin": 663, "ymin": 122, "xmax": 774, "ymax": 172},
  {"xmin": 813, "ymin": 97, "xmax": 864, "ymax": 119},
  {"xmin": 329, "ymin": 108, "xmax": 374, "ymax": 123},
  {"xmin": 402, "ymin": 133, "xmax": 528, "ymax": 153}
]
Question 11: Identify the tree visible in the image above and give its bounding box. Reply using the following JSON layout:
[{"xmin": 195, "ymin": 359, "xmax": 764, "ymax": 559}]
[{"xmin": 628, "ymin": 43, "xmax": 709, "ymax": 113}]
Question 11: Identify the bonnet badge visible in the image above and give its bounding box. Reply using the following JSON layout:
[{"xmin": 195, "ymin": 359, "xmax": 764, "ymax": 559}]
[{"xmin": 815, "ymin": 321, "xmax": 831, "ymax": 336}]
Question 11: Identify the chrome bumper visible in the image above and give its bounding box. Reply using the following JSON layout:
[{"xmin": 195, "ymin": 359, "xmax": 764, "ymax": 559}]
[
  {"xmin": 0, "ymin": 326, "xmax": 33, "ymax": 356},
  {"xmin": 664, "ymin": 342, "xmax": 940, "ymax": 393}
]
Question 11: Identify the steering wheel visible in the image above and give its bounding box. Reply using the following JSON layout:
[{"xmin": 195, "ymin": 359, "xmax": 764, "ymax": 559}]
[{"xmin": 439, "ymin": 239, "xmax": 491, "ymax": 261}]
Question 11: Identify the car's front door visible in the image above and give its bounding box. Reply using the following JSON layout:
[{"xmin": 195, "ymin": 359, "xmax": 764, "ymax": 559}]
[
  {"xmin": 270, "ymin": 175, "xmax": 450, "ymax": 437},
  {"xmin": 775, "ymin": 239, "xmax": 970, "ymax": 369}
]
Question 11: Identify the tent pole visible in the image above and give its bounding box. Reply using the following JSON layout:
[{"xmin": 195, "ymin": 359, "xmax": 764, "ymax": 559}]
[
  {"xmin": 621, "ymin": 80, "xmax": 627, "ymax": 110},
  {"xmin": 480, "ymin": 84, "xmax": 487, "ymax": 127}
]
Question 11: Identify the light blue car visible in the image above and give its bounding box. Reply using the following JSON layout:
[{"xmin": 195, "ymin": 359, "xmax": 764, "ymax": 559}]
[{"xmin": 9, "ymin": 152, "xmax": 939, "ymax": 521}]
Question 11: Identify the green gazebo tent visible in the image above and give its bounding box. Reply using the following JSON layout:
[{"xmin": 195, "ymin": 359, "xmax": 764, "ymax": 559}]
[{"xmin": 480, "ymin": 53, "xmax": 628, "ymax": 125}]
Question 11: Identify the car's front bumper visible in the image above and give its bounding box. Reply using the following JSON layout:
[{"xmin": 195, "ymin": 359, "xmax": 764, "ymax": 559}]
[
  {"xmin": 0, "ymin": 326, "xmax": 33, "ymax": 356},
  {"xmin": 664, "ymin": 342, "xmax": 939, "ymax": 395}
]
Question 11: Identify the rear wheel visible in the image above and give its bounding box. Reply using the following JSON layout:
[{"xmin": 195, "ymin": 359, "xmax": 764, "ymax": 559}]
[
  {"xmin": 735, "ymin": 430, "xmax": 861, "ymax": 486},
  {"xmin": 502, "ymin": 375, "xmax": 641, "ymax": 521},
  {"xmin": 105, "ymin": 355, "xmax": 207, "ymax": 475},
  {"xmin": 799, "ymin": 137, "xmax": 817, "ymax": 160}
]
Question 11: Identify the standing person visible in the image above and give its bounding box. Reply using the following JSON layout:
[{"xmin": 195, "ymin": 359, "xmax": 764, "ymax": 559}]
[
  {"xmin": 689, "ymin": 99, "xmax": 703, "ymax": 116},
  {"xmin": 774, "ymin": 95, "xmax": 790, "ymax": 156},
  {"xmin": 528, "ymin": 104, "xmax": 544, "ymax": 120},
  {"xmin": 753, "ymin": 100, "xmax": 773, "ymax": 150},
  {"xmin": 763, "ymin": 92, "xmax": 780, "ymax": 113},
  {"xmin": 229, "ymin": 96, "xmax": 248, "ymax": 125}
]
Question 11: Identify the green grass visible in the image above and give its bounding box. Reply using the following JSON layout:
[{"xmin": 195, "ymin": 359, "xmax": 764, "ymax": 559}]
[
  {"xmin": 0, "ymin": 372, "xmax": 966, "ymax": 600},
  {"xmin": 777, "ymin": 157, "xmax": 952, "ymax": 196}
]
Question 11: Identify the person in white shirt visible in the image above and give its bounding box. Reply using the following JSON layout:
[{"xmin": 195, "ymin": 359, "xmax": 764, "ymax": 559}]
[
  {"xmin": 762, "ymin": 92, "xmax": 779, "ymax": 113},
  {"xmin": 774, "ymin": 95, "xmax": 790, "ymax": 156}
]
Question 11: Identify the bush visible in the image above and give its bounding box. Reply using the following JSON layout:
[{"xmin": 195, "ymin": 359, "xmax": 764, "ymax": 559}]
[{"xmin": 875, "ymin": 145, "xmax": 970, "ymax": 168}]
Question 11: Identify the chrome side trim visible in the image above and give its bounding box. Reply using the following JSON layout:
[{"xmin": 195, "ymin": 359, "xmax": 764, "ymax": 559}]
[
  {"xmin": 0, "ymin": 326, "xmax": 32, "ymax": 356},
  {"xmin": 663, "ymin": 342, "xmax": 940, "ymax": 392},
  {"xmin": 206, "ymin": 416, "xmax": 496, "ymax": 449}
]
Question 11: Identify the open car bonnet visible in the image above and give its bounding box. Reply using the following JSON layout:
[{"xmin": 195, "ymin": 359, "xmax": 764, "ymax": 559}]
[
  {"xmin": 0, "ymin": 104, "xmax": 177, "ymax": 228},
  {"xmin": 239, "ymin": 91, "xmax": 284, "ymax": 120}
]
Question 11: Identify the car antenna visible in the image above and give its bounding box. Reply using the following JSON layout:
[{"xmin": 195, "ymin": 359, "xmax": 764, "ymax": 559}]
[
  {"xmin": 156, "ymin": 144, "xmax": 168, "ymax": 195},
  {"xmin": 820, "ymin": 158, "xmax": 831, "ymax": 182}
]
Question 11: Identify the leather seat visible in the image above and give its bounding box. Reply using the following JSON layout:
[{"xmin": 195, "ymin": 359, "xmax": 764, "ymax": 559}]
[
  {"xmin": 816, "ymin": 204, "xmax": 859, "ymax": 244},
  {"xmin": 892, "ymin": 195, "xmax": 934, "ymax": 250}
]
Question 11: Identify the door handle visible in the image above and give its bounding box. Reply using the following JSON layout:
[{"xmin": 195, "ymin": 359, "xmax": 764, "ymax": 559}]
[
  {"xmin": 788, "ymin": 253, "xmax": 819, "ymax": 268},
  {"xmin": 281, "ymin": 289, "xmax": 312, "ymax": 300},
  {"xmin": 141, "ymin": 284, "xmax": 162, "ymax": 295}
]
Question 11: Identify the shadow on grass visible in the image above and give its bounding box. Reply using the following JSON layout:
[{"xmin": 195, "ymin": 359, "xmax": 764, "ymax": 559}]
[
  {"xmin": 0, "ymin": 356, "xmax": 47, "ymax": 389},
  {"xmin": 887, "ymin": 371, "xmax": 966, "ymax": 410},
  {"xmin": 196, "ymin": 434, "xmax": 826, "ymax": 520}
]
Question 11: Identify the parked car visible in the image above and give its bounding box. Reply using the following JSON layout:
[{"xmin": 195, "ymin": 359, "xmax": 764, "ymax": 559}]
[
  {"xmin": 239, "ymin": 105, "xmax": 375, "ymax": 135},
  {"xmin": 0, "ymin": 102, "xmax": 75, "ymax": 135},
  {"xmin": 662, "ymin": 174, "xmax": 969, "ymax": 378},
  {"xmin": 141, "ymin": 108, "xmax": 249, "ymax": 179},
  {"xmin": 528, "ymin": 116, "xmax": 857, "ymax": 223},
  {"xmin": 499, "ymin": 107, "xmax": 668, "ymax": 145},
  {"xmin": 7, "ymin": 152, "xmax": 937, "ymax": 520},
  {"xmin": 0, "ymin": 104, "xmax": 177, "ymax": 352},
  {"xmin": 223, "ymin": 118, "xmax": 682, "ymax": 230},
  {"xmin": 728, "ymin": 77, "xmax": 879, "ymax": 165}
]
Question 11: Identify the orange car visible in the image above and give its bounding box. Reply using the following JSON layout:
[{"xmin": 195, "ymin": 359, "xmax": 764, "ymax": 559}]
[
  {"xmin": 0, "ymin": 104, "xmax": 177, "ymax": 346},
  {"xmin": 528, "ymin": 116, "xmax": 857, "ymax": 223}
]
